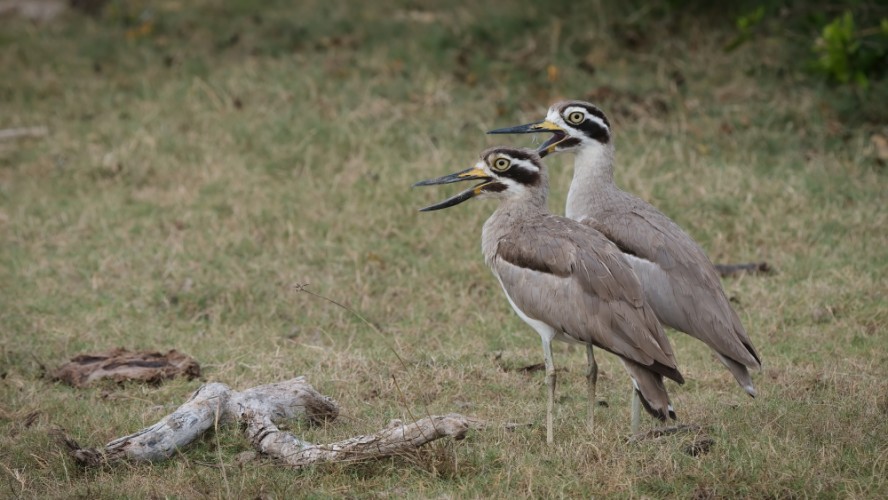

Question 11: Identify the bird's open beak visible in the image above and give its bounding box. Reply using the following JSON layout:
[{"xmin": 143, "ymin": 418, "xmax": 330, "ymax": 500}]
[
  {"xmin": 413, "ymin": 166, "xmax": 492, "ymax": 212},
  {"xmin": 487, "ymin": 120, "xmax": 568, "ymax": 156}
]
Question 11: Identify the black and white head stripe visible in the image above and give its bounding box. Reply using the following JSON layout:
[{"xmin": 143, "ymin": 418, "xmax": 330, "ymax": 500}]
[
  {"xmin": 549, "ymin": 101, "xmax": 611, "ymax": 144},
  {"xmin": 481, "ymin": 147, "xmax": 543, "ymax": 188},
  {"xmin": 413, "ymin": 147, "xmax": 546, "ymax": 211}
]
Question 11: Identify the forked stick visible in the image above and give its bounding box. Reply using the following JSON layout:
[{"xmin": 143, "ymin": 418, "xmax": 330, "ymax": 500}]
[
  {"xmin": 64, "ymin": 377, "xmax": 482, "ymax": 469},
  {"xmin": 66, "ymin": 377, "xmax": 338, "ymax": 466}
]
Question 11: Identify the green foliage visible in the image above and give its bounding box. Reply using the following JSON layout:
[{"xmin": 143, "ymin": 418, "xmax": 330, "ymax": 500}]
[
  {"xmin": 812, "ymin": 11, "xmax": 887, "ymax": 87},
  {"xmin": 724, "ymin": 6, "xmax": 766, "ymax": 52},
  {"xmin": 725, "ymin": 2, "xmax": 888, "ymax": 88},
  {"xmin": 814, "ymin": 12, "xmax": 865, "ymax": 85}
]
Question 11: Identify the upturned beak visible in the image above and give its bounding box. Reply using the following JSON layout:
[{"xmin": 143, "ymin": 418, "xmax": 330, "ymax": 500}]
[
  {"xmin": 413, "ymin": 166, "xmax": 491, "ymax": 212},
  {"xmin": 487, "ymin": 120, "xmax": 567, "ymax": 156}
]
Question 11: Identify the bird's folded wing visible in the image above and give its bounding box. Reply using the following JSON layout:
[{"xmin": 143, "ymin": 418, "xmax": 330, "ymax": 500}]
[
  {"xmin": 586, "ymin": 204, "xmax": 760, "ymax": 367},
  {"xmin": 493, "ymin": 216, "xmax": 682, "ymax": 382}
]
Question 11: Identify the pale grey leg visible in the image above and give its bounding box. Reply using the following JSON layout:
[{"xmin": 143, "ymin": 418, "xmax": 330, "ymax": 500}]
[
  {"xmin": 542, "ymin": 337, "xmax": 556, "ymax": 445},
  {"xmin": 631, "ymin": 389, "xmax": 641, "ymax": 434},
  {"xmin": 585, "ymin": 343, "xmax": 597, "ymax": 431}
]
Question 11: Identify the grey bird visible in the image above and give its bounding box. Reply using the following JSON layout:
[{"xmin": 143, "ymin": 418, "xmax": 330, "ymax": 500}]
[
  {"xmin": 489, "ymin": 102, "xmax": 762, "ymax": 430},
  {"xmin": 415, "ymin": 147, "xmax": 685, "ymax": 443}
]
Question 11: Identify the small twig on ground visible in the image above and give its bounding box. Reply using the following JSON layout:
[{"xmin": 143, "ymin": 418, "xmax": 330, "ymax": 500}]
[
  {"xmin": 0, "ymin": 127, "xmax": 48, "ymax": 141},
  {"xmin": 461, "ymin": 416, "xmax": 531, "ymax": 432},
  {"xmin": 626, "ymin": 423, "xmax": 714, "ymax": 456},
  {"xmin": 625, "ymin": 424, "xmax": 702, "ymax": 444},
  {"xmin": 714, "ymin": 262, "xmax": 773, "ymax": 278}
]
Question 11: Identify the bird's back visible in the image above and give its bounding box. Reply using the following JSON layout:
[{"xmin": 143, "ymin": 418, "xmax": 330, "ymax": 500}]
[{"xmin": 568, "ymin": 182, "xmax": 761, "ymax": 371}]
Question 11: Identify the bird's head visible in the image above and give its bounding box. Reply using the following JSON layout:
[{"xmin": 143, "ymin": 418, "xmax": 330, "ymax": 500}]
[
  {"xmin": 414, "ymin": 148, "xmax": 544, "ymax": 211},
  {"xmin": 487, "ymin": 101, "xmax": 611, "ymax": 157}
]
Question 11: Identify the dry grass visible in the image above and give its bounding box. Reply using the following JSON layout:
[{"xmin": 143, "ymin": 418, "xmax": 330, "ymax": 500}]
[{"xmin": 1, "ymin": 0, "xmax": 887, "ymax": 497}]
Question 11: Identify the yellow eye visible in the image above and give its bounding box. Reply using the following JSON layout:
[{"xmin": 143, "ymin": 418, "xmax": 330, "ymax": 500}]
[
  {"xmin": 566, "ymin": 111, "xmax": 584, "ymax": 125},
  {"xmin": 492, "ymin": 157, "xmax": 511, "ymax": 171}
]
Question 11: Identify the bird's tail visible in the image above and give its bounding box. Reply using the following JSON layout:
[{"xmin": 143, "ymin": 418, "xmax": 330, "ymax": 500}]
[
  {"xmin": 717, "ymin": 353, "xmax": 757, "ymax": 397},
  {"xmin": 620, "ymin": 359, "xmax": 677, "ymax": 421}
]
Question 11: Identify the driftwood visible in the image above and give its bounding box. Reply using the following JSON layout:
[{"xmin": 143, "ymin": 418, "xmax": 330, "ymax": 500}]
[
  {"xmin": 52, "ymin": 348, "xmax": 200, "ymax": 387},
  {"xmin": 714, "ymin": 262, "xmax": 773, "ymax": 278},
  {"xmin": 67, "ymin": 377, "xmax": 339, "ymax": 466},
  {"xmin": 65, "ymin": 377, "xmax": 480, "ymax": 470}
]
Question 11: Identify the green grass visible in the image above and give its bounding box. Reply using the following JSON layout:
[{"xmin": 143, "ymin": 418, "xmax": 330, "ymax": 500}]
[{"xmin": 1, "ymin": 0, "xmax": 887, "ymax": 497}]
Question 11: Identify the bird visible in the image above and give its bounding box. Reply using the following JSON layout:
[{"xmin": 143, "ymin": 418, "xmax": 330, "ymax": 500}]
[
  {"xmin": 415, "ymin": 147, "xmax": 685, "ymax": 443},
  {"xmin": 488, "ymin": 101, "xmax": 762, "ymax": 430}
]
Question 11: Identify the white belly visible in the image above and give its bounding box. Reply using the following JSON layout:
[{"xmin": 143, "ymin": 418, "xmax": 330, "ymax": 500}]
[{"xmin": 494, "ymin": 276, "xmax": 583, "ymax": 345}]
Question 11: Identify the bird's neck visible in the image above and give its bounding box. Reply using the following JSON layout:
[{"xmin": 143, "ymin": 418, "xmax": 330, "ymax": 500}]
[
  {"xmin": 482, "ymin": 183, "xmax": 549, "ymax": 261},
  {"xmin": 565, "ymin": 143, "xmax": 616, "ymax": 219}
]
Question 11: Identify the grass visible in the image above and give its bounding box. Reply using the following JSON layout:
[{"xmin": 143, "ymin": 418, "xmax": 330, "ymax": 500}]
[{"xmin": 1, "ymin": 0, "xmax": 887, "ymax": 497}]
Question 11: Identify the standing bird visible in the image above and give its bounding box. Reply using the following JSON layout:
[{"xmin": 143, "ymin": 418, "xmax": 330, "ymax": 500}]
[
  {"xmin": 415, "ymin": 147, "xmax": 684, "ymax": 443},
  {"xmin": 489, "ymin": 102, "xmax": 762, "ymax": 430}
]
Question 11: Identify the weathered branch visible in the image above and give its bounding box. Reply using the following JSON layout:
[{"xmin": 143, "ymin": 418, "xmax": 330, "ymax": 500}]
[
  {"xmin": 64, "ymin": 377, "xmax": 485, "ymax": 470},
  {"xmin": 66, "ymin": 377, "xmax": 338, "ymax": 466},
  {"xmin": 242, "ymin": 412, "xmax": 474, "ymax": 468}
]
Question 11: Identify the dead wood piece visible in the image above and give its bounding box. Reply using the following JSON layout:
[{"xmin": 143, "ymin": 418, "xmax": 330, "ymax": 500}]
[
  {"xmin": 714, "ymin": 262, "xmax": 773, "ymax": 278},
  {"xmin": 52, "ymin": 348, "xmax": 200, "ymax": 388},
  {"xmin": 0, "ymin": 126, "xmax": 48, "ymax": 141},
  {"xmin": 461, "ymin": 416, "xmax": 531, "ymax": 432},
  {"xmin": 66, "ymin": 377, "xmax": 338, "ymax": 466},
  {"xmin": 243, "ymin": 412, "xmax": 473, "ymax": 468},
  {"xmin": 626, "ymin": 424, "xmax": 703, "ymax": 444},
  {"xmin": 503, "ymin": 362, "xmax": 568, "ymax": 374},
  {"xmin": 517, "ymin": 362, "xmax": 545, "ymax": 373},
  {"xmin": 65, "ymin": 438, "xmax": 105, "ymax": 468},
  {"xmin": 627, "ymin": 424, "xmax": 714, "ymax": 456},
  {"xmin": 65, "ymin": 374, "xmax": 472, "ymax": 470},
  {"xmin": 684, "ymin": 437, "xmax": 715, "ymax": 456}
]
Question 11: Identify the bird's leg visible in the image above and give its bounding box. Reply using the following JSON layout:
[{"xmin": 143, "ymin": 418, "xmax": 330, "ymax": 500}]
[
  {"xmin": 585, "ymin": 343, "xmax": 597, "ymax": 431},
  {"xmin": 630, "ymin": 389, "xmax": 641, "ymax": 434},
  {"xmin": 542, "ymin": 337, "xmax": 556, "ymax": 445}
]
